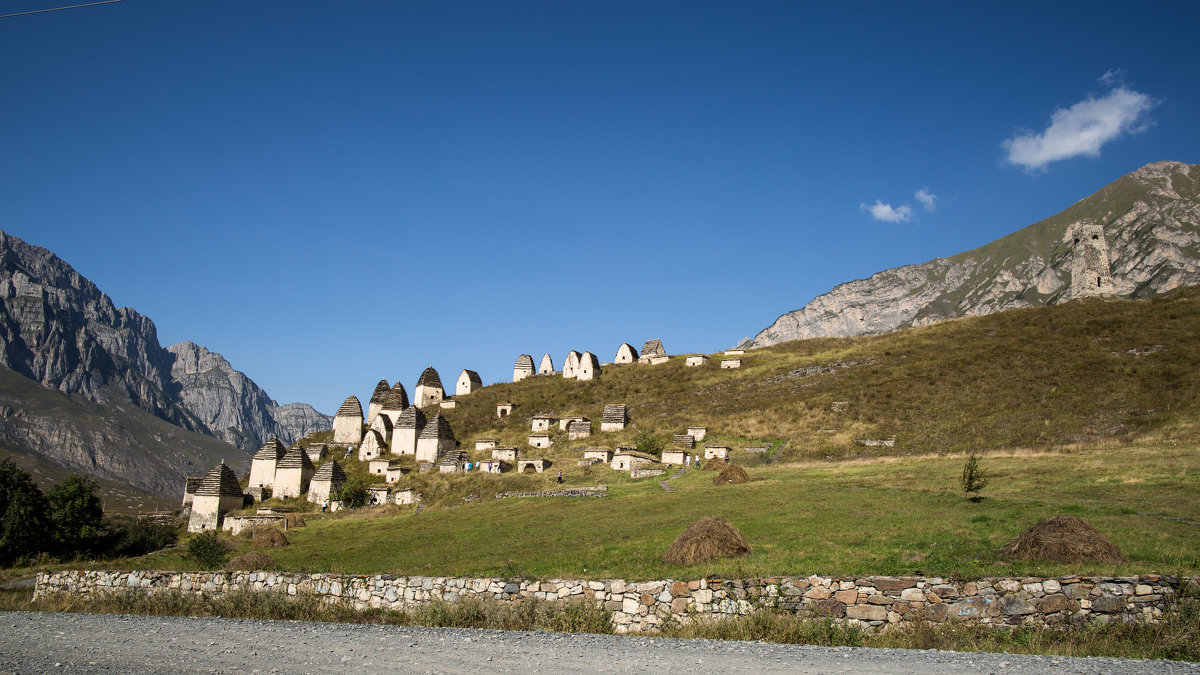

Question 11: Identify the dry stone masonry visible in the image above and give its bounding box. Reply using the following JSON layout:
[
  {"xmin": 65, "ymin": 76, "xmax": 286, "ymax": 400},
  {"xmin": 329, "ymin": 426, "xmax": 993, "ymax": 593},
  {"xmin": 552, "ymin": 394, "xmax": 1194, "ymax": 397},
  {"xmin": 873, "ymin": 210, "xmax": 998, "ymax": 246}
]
[
  {"xmin": 332, "ymin": 396, "xmax": 364, "ymax": 444},
  {"xmin": 513, "ymin": 355, "xmax": 534, "ymax": 382},
  {"xmin": 40, "ymin": 571, "xmax": 1185, "ymax": 635}
]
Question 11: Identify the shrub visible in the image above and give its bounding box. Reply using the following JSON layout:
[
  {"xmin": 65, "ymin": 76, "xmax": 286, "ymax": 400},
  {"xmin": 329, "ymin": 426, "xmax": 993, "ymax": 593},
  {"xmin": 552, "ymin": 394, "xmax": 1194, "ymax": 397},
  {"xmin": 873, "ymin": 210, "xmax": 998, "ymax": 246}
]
[
  {"xmin": 336, "ymin": 478, "xmax": 369, "ymax": 509},
  {"xmin": 960, "ymin": 450, "xmax": 989, "ymax": 501},
  {"xmin": 107, "ymin": 520, "xmax": 178, "ymax": 559},
  {"xmin": 186, "ymin": 531, "xmax": 231, "ymax": 568},
  {"xmin": 634, "ymin": 431, "xmax": 665, "ymax": 458}
]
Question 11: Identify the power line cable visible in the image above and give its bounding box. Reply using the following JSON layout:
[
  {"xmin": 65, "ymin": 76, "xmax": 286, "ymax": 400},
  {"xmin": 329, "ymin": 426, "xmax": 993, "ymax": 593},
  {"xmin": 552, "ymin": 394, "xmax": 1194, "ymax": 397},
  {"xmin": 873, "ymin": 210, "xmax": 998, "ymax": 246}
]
[{"xmin": 0, "ymin": 0, "xmax": 126, "ymax": 20}]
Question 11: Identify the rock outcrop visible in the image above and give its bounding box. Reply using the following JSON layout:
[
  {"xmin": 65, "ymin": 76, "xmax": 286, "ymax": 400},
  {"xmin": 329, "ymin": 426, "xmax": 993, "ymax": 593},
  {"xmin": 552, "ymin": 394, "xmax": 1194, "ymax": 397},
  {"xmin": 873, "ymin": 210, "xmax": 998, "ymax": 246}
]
[
  {"xmin": 168, "ymin": 341, "xmax": 332, "ymax": 448},
  {"xmin": 747, "ymin": 161, "xmax": 1200, "ymax": 347},
  {"xmin": 0, "ymin": 230, "xmax": 331, "ymax": 495}
]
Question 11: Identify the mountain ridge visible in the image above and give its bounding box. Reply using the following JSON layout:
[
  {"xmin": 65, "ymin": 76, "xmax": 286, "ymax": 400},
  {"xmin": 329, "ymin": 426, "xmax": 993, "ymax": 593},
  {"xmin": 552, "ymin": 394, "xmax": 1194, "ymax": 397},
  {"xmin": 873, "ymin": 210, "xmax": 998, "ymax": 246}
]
[
  {"xmin": 745, "ymin": 161, "xmax": 1200, "ymax": 347},
  {"xmin": 0, "ymin": 229, "xmax": 332, "ymax": 494}
]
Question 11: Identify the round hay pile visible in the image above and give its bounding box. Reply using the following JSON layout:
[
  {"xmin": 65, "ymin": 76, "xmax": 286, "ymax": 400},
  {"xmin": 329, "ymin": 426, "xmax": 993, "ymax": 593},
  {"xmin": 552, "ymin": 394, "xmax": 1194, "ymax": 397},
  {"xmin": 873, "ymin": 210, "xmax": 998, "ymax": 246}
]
[
  {"xmin": 285, "ymin": 514, "xmax": 306, "ymax": 527},
  {"xmin": 663, "ymin": 516, "xmax": 752, "ymax": 565},
  {"xmin": 701, "ymin": 458, "xmax": 725, "ymax": 471},
  {"xmin": 997, "ymin": 515, "xmax": 1126, "ymax": 563},
  {"xmin": 713, "ymin": 463, "xmax": 750, "ymax": 486},
  {"xmin": 225, "ymin": 552, "xmax": 277, "ymax": 571},
  {"xmin": 252, "ymin": 526, "xmax": 290, "ymax": 549},
  {"xmin": 522, "ymin": 463, "xmax": 537, "ymax": 474}
]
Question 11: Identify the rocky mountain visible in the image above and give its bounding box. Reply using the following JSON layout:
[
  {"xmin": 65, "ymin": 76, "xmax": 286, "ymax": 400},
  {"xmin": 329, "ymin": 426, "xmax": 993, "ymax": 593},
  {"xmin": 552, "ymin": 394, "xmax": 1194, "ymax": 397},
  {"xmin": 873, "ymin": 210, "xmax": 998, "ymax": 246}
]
[
  {"xmin": 0, "ymin": 230, "xmax": 332, "ymax": 494},
  {"xmin": 746, "ymin": 161, "xmax": 1200, "ymax": 346},
  {"xmin": 168, "ymin": 341, "xmax": 332, "ymax": 449}
]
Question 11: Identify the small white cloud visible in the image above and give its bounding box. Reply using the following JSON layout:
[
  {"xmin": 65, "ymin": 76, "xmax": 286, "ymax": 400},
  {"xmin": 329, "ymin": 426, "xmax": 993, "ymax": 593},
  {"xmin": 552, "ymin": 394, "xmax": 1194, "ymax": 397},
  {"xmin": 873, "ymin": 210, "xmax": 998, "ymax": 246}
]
[
  {"xmin": 860, "ymin": 200, "xmax": 914, "ymax": 223},
  {"xmin": 1002, "ymin": 78, "xmax": 1157, "ymax": 172},
  {"xmin": 914, "ymin": 188, "xmax": 937, "ymax": 212}
]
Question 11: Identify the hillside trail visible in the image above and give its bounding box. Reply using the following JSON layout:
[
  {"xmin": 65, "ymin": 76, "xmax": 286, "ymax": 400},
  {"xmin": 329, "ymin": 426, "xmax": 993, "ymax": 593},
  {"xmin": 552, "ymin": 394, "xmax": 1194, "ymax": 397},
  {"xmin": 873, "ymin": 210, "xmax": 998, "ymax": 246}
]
[
  {"xmin": 659, "ymin": 467, "xmax": 686, "ymax": 492},
  {"xmin": 768, "ymin": 438, "xmax": 790, "ymax": 464}
]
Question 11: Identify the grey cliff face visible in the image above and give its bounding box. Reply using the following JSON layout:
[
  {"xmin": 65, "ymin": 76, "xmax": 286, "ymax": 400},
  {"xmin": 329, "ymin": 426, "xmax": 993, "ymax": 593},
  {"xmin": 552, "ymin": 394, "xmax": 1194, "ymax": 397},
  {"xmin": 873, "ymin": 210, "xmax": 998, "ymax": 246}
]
[
  {"xmin": 747, "ymin": 161, "xmax": 1200, "ymax": 347},
  {"xmin": 0, "ymin": 231, "xmax": 332, "ymax": 494},
  {"xmin": 168, "ymin": 341, "xmax": 332, "ymax": 449},
  {"xmin": 0, "ymin": 231, "xmax": 200, "ymax": 430}
]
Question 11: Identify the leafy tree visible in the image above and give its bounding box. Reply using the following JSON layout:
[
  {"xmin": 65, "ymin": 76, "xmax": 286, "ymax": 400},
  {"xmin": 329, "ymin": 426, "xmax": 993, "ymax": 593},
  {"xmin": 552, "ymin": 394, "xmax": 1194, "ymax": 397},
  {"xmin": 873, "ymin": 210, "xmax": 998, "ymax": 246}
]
[
  {"xmin": 0, "ymin": 460, "xmax": 51, "ymax": 567},
  {"xmin": 336, "ymin": 478, "xmax": 368, "ymax": 509},
  {"xmin": 634, "ymin": 431, "xmax": 664, "ymax": 458},
  {"xmin": 186, "ymin": 530, "xmax": 230, "ymax": 568},
  {"xmin": 960, "ymin": 450, "xmax": 989, "ymax": 501},
  {"xmin": 47, "ymin": 474, "xmax": 107, "ymax": 559},
  {"xmin": 107, "ymin": 520, "xmax": 177, "ymax": 559}
]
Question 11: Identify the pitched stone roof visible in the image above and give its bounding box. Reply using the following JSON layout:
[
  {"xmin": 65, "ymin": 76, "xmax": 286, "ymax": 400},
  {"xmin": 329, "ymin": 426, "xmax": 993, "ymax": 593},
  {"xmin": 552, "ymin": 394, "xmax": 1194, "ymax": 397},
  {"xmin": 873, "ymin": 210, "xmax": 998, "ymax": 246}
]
[
  {"xmin": 195, "ymin": 463, "xmax": 242, "ymax": 497},
  {"xmin": 312, "ymin": 460, "xmax": 347, "ymax": 483},
  {"xmin": 335, "ymin": 395, "xmax": 363, "ymax": 418},
  {"xmin": 438, "ymin": 450, "xmax": 468, "ymax": 466},
  {"xmin": 568, "ymin": 420, "xmax": 592, "ymax": 433},
  {"xmin": 184, "ymin": 476, "xmax": 203, "ymax": 494},
  {"xmin": 642, "ymin": 339, "xmax": 665, "ymax": 356},
  {"xmin": 616, "ymin": 343, "xmax": 638, "ymax": 360},
  {"xmin": 277, "ymin": 448, "xmax": 315, "ymax": 470},
  {"xmin": 253, "ymin": 438, "xmax": 287, "ymax": 462},
  {"xmin": 416, "ymin": 366, "xmax": 443, "ymax": 389},
  {"xmin": 538, "ymin": 354, "xmax": 554, "ymax": 372},
  {"xmin": 382, "ymin": 386, "xmax": 409, "ymax": 410},
  {"xmin": 564, "ymin": 350, "xmax": 581, "ymax": 364},
  {"xmin": 514, "ymin": 354, "xmax": 534, "ymax": 370},
  {"xmin": 579, "ymin": 352, "xmax": 600, "ymax": 369},
  {"xmin": 459, "ymin": 369, "xmax": 482, "ymax": 385},
  {"xmin": 369, "ymin": 379, "xmax": 391, "ymax": 404},
  {"xmin": 395, "ymin": 406, "xmax": 427, "ymax": 430},
  {"xmin": 419, "ymin": 413, "xmax": 455, "ymax": 441},
  {"xmin": 602, "ymin": 404, "xmax": 627, "ymax": 423}
]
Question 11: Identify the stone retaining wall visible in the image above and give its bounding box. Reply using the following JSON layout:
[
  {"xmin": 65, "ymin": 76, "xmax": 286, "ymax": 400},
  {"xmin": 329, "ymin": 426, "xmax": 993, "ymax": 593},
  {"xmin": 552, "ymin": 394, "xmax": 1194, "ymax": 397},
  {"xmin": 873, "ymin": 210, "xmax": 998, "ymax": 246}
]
[{"xmin": 35, "ymin": 570, "xmax": 1187, "ymax": 634}]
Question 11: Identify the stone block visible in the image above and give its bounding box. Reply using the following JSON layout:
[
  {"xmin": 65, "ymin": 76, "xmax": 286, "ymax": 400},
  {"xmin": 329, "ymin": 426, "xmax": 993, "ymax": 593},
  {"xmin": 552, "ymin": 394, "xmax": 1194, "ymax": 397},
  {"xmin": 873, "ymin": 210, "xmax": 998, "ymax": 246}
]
[
  {"xmin": 1035, "ymin": 594, "xmax": 1076, "ymax": 614},
  {"xmin": 671, "ymin": 598, "xmax": 688, "ymax": 614},
  {"xmin": 815, "ymin": 599, "xmax": 845, "ymax": 618},
  {"xmin": 803, "ymin": 586, "xmax": 831, "ymax": 600},
  {"xmin": 1063, "ymin": 583, "xmax": 1089, "ymax": 601},
  {"xmin": 1001, "ymin": 596, "xmax": 1036, "ymax": 616},
  {"xmin": 846, "ymin": 605, "xmax": 887, "ymax": 621},
  {"xmin": 1135, "ymin": 584, "xmax": 1153, "ymax": 596},
  {"xmin": 671, "ymin": 581, "xmax": 691, "ymax": 597},
  {"xmin": 900, "ymin": 588, "xmax": 926, "ymax": 602},
  {"xmin": 834, "ymin": 589, "xmax": 858, "ymax": 605},
  {"xmin": 867, "ymin": 595, "xmax": 894, "ymax": 605},
  {"xmin": 1091, "ymin": 595, "xmax": 1127, "ymax": 614},
  {"xmin": 1042, "ymin": 580, "xmax": 1061, "ymax": 593},
  {"xmin": 869, "ymin": 577, "xmax": 916, "ymax": 591},
  {"xmin": 693, "ymin": 589, "xmax": 713, "ymax": 604},
  {"xmin": 622, "ymin": 596, "xmax": 640, "ymax": 614}
]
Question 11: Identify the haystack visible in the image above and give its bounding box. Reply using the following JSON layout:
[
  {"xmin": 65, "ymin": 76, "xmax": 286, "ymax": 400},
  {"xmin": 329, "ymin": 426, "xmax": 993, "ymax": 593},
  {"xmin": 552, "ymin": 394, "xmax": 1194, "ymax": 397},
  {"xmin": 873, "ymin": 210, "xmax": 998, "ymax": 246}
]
[
  {"xmin": 663, "ymin": 516, "xmax": 752, "ymax": 565},
  {"xmin": 997, "ymin": 515, "xmax": 1126, "ymax": 564},
  {"xmin": 252, "ymin": 526, "xmax": 290, "ymax": 549},
  {"xmin": 713, "ymin": 463, "xmax": 749, "ymax": 486},
  {"xmin": 701, "ymin": 458, "xmax": 725, "ymax": 471},
  {"xmin": 522, "ymin": 463, "xmax": 537, "ymax": 474},
  {"xmin": 225, "ymin": 552, "xmax": 277, "ymax": 571}
]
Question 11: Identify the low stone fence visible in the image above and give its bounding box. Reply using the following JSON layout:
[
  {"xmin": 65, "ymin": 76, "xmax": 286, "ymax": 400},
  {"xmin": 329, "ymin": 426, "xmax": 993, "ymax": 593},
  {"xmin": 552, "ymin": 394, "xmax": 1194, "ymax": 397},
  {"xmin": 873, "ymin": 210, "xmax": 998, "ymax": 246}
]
[{"xmin": 34, "ymin": 570, "xmax": 1187, "ymax": 634}]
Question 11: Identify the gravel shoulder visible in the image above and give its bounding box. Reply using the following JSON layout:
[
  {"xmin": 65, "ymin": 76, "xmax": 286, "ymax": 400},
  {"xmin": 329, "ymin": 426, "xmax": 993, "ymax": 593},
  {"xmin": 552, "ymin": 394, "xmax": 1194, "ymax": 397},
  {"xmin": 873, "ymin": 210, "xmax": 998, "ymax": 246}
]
[{"xmin": 1, "ymin": 611, "xmax": 1196, "ymax": 674}]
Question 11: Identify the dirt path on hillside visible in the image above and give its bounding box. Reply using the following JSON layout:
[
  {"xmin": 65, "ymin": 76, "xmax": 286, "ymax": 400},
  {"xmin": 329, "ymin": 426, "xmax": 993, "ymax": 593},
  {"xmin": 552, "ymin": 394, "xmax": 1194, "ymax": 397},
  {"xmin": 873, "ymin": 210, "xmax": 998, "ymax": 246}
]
[{"xmin": 2, "ymin": 611, "xmax": 1195, "ymax": 674}]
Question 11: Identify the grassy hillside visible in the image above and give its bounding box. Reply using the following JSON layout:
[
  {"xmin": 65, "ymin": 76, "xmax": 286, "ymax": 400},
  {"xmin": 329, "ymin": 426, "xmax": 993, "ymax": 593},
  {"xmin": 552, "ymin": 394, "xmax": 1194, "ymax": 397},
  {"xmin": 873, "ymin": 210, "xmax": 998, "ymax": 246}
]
[
  {"xmin": 410, "ymin": 287, "xmax": 1200, "ymax": 464},
  {"xmin": 124, "ymin": 290, "xmax": 1200, "ymax": 581}
]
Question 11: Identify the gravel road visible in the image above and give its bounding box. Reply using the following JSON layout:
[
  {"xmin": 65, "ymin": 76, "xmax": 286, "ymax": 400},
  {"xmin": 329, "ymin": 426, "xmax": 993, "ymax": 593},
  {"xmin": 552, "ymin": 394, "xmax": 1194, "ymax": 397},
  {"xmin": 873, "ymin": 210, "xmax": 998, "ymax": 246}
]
[{"xmin": 1, "ymin": 611, "xmax": 1196, "ymax": 674}]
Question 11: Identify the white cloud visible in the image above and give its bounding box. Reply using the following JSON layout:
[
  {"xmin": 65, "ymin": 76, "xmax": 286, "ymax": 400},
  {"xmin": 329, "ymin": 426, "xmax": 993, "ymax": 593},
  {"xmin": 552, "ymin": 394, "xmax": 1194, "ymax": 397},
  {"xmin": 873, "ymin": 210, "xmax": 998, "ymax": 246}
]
[
  {"xmin": 1002, "ymin": 78, "xmax": 1157, "ymax": 172},
  {"xmin": 860, "ymin": 200, "xmax": 914, "ymax": 223},
  {"xmin": 914, "ymin": 188, "xmax": 937, "ymax": 212}
]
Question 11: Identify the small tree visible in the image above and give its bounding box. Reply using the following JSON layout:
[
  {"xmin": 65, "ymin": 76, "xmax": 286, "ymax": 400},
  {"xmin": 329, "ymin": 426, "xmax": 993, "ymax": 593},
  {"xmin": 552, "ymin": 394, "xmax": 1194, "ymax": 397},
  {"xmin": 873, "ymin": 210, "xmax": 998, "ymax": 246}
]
[
  {"xmin": 336, "ymin": 478, "xmax": 368, "ymax": 509},
  {"xmin": 634, "ymin": 431, "xmax": 664, "ymax": 458},
  {"xmin": 0, "ymin": 460, "xmax": 51, "ymax": 567},
  {"xmin": 960, "ymin": 450, "xmax": 989, "ymax": 501},
  {"xmin": 186, "ymin": 530, "xmax": 230, "ymax": 568},
  {"xmin": 47, "ymin": 474, "xmax": 107, "ymax": 559}
]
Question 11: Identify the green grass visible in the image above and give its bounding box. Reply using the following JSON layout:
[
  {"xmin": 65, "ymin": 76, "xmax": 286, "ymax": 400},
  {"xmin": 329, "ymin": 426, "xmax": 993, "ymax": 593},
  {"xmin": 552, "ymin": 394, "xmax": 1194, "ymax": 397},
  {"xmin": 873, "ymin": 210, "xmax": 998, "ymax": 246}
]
[{"xmin": 129, "ymin": 441, "xmax": 1199, "ymax": 581}]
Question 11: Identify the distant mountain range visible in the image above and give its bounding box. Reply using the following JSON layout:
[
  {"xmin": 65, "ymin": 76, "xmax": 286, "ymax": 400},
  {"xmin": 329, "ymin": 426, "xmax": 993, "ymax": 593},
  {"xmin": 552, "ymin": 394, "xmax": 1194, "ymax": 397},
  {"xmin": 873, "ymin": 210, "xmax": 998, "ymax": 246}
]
[
  {"xmin": 0, "ymin": 230, "xmax": 331, "ymax": 495},
  {"xmin": 746, "ymin": 161, "xmax": 1200, "ymax": 347}
]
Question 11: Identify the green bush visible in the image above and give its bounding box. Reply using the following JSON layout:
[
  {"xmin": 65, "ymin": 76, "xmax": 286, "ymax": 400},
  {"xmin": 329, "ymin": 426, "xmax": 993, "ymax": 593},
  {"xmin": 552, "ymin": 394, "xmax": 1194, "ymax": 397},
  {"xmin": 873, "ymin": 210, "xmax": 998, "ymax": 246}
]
[
  {"xmin": 186, "ymin": 531, "xmax": 230, "ymax": 568},
  {"xmin": 336, "ymin": 478, "xmax": 369, "ymax": 509}
]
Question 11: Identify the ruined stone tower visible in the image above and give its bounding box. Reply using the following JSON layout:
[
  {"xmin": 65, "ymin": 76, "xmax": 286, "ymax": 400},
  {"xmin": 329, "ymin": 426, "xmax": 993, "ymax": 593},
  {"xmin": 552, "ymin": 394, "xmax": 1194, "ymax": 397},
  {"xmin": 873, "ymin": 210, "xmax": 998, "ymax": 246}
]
[{"xmin": 1065, "ymin": 219, "xmax": 1115, "ymax": 298}]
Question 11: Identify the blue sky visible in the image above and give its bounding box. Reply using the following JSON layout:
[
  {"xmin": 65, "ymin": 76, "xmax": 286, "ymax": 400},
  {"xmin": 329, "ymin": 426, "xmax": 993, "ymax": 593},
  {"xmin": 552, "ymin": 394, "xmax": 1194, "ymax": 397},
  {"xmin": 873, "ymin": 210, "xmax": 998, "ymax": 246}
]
[{"xmin": 2, "ymin": 1, "xmax": 1197, "ymax": 415}]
